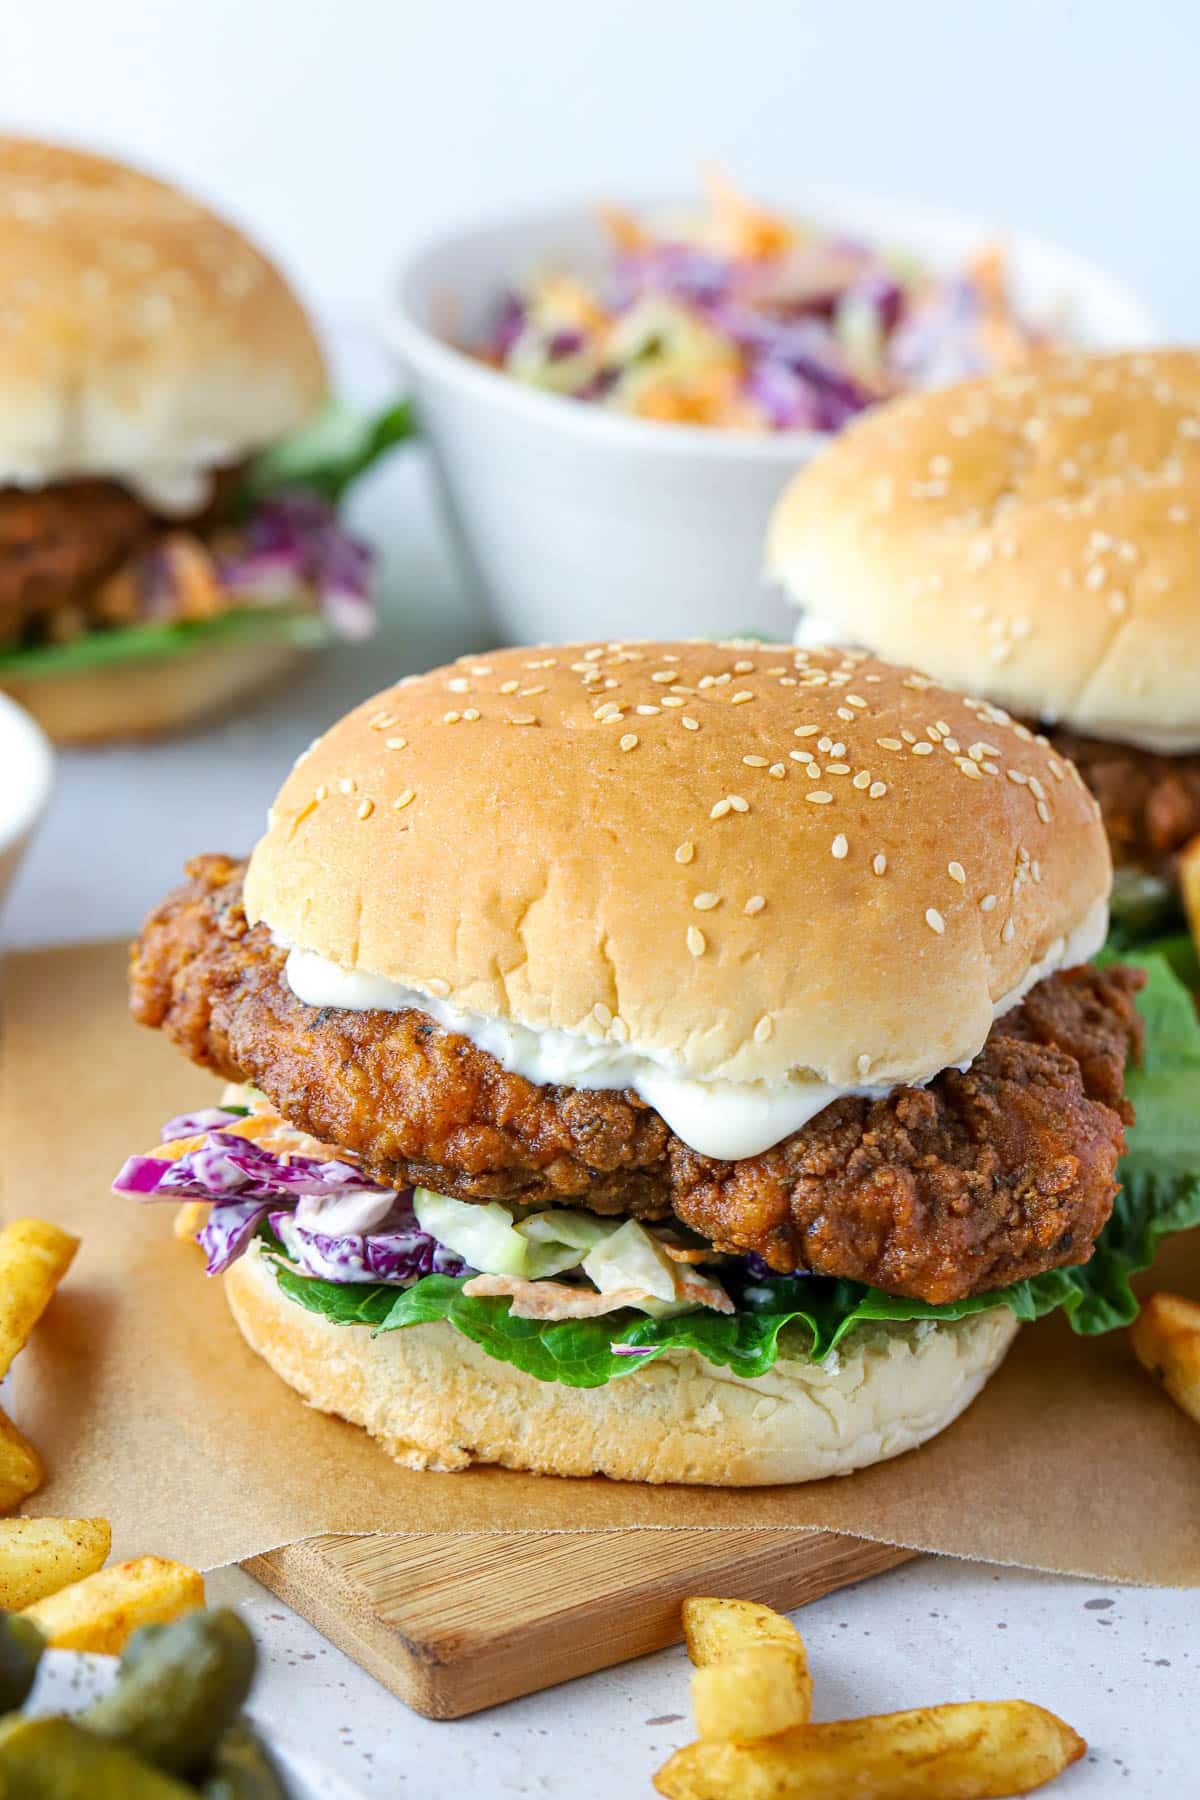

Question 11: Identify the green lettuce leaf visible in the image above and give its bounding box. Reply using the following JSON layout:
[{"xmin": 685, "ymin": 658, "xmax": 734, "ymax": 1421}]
[
  {"xmin": 238, "ymin": 398, "xmax": 415, "ymax": 510},
  {"xmin": 0, "ymin": 605, "xmax": 328, "ymax": 682},
  {"xmin": 266, "ymin": 947, "xmax": 1200, "ymax": 1389}
]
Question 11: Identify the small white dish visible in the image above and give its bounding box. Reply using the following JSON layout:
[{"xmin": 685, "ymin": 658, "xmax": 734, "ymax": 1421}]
[
  {"xmin": 387, "ymin": 190, "xmax": 1160, "ymax": 644},
  {"xmin": 0, "ymin": 692, "xmax": 53, "ymax": 913}
]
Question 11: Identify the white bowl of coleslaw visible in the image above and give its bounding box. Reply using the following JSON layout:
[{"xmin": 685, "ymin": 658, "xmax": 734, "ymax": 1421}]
[
  {"xmin": 388, "ymin": 181, "xmax": 1159, "ymax": 644},
  {"xmin": 0, "ymin": 693, "xmax": 53, "ymax": 914}
]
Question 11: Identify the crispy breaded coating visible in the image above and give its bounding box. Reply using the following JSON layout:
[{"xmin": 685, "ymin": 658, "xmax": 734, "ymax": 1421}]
[
  {"xmin": 131, "ymin": 856, "xmax": 1143, "ymax": 1305},
  {"xmin": 1048, "ymin": 727, "xmax": 1200, "ymax": 880}
]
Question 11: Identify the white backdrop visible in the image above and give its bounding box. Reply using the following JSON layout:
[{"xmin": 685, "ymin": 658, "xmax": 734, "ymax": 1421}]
[{"xmin": 2, "ymin": 0, "xmax": 1197, "ymax": 330}]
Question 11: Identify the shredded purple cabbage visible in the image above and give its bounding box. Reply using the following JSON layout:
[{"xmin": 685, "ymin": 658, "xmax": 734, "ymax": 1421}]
[
  {"xmin": 271, "ymin": 1211, "xmax": 466, "ymax": 1285},
  {"xmin": 115, "ymin": 1119, "xmax": 461, "ymax": 1282},
  {"xmin": 220, "ymin": 495, "xmax": 375, "ymax": 642}
]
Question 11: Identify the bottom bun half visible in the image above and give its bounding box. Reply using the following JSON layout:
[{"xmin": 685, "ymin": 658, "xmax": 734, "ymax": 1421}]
[
  {"xmin": 1, "ymin": 635, "xmax": 311, "ymax": 746},
  {"xmin": 225, "ymin": 1242, "xmax": 1019, "ymax": 1486}
]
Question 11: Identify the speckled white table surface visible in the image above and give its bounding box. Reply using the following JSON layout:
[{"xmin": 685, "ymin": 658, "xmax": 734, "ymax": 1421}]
[{"xmin": 3, "ymin": 326, "xmax": 1195, "ymax": 1796}]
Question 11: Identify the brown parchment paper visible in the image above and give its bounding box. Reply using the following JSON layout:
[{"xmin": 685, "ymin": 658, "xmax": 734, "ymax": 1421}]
[{"xmin": 3, "ymin": 941, "xmax": 1198, "ymax": 1584}]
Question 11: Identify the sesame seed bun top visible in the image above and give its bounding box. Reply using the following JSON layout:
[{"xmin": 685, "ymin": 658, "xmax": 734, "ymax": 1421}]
[
  {"xmin": 767, "ymin": 350, "xmax": 1200, "ymax": 753},
  {"xmin": 244, "ymin": 640, "xmax": 1110, "ymax": 1092},
  {"xmin": 0, "ymin": 137, "xmax": 327, "ymax": 505}
]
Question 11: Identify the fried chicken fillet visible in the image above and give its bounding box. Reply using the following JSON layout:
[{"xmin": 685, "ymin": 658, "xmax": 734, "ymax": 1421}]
[{"xmin": 131, "ymin": 855, "xmax": 1144, "ymax": 1307}]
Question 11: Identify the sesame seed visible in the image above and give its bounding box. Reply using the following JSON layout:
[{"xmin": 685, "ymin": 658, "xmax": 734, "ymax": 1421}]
[
  {"xmin": 869, "ymin": 782, "xmax": 887, "ymax": 798},
  {"xmin": 925, "ymin": 908, "xmax": 946, "ymax": 935},
  {"xmin": 733, "ymin": 659, "xmax": 755, "ymax": 674},
  {"xmin": 1007, "ymin": 769, "xmax": 1029, "ymax": 786},
  {"xmin": 393, "ymin": 788, "xmax": 415, "ymax": 810},
  {"xmin": 385, "ymin": 736, "xmax": 407, "ymax": 751},
  {"xmin": 853, "ymin": 770, "xmax": 871, "ymax": 790},
  {"xmin": 650, "ymin": 669, "xmax": 676, "ymax": 683},
  {"xmin": 877, "ymin": 737, "xmax": 903, "ymax": 751},
  {"xmin": 508, "ymin": 714, "xmax": 538, "ymax": 726},
  {"xmin": 831, "ymin": 833, "xmax": 849, "ymax": 860},
  {"xmin": 462, "ymin": 708, "xmax": 480, "ymax": 722},
  {"xmin": 743, "ymin": 895, "xmax": 766, "ymax": 915},
  {"xmin": 872, "ymin": 853, "xmax": 887, "ymax": 876},
  {"xmin": 728, "ymin": 794, "xmax": 749, "ymax": 813},
  {"xmin": 443, "ymin": 710, "xmax": 461, "ymax": 724},
  {"xmin": 1037, "ymin": 800, "xmax": 1052, "ymax": 823},
  {"xmin": 338, "ymin": 777, "xmax": 356, "ymax": 795},
  {"xmin": 520, "ymin": 685, "xmax": 547, "ymax": 697},
  {"xmin": 825, "ymin": 763, "xmax": 851, "ymax": 777},
  {"xmin": 794, "ymin": 725, "xmax": 821, "ymax": 738},
  {"xmin": 948, "ymin": 861, "xmax": 966, "ymax": 884},
  {"xmin": 1002, "ymin": 918, "xmax": 1015, "ymax": 943},
  {"xmin": 753, "ymin": 1015, "xmax": 773, "ymax": 1044},
  {"xmin": 447, "ymin": 677, "xmax": 470, "ymax": 693},
  {"xmin": 743, "ymin": 754, "xmax": 769, "ymax": 767},
  {"xmin": 959, "ymin": 760, "xmax": 983, "ymax": 781},
  {"xmin": 675, "ymin": 842, "xmax": 695, "ymax": 864},
  {"xmin": 686, "ymin": 926, "xmax": 707, "ymax": 958},
  {"xmin": 806, "ymin": 790, "xmax": 834, "ymax": 805},
  {"xmin": 911, "ymin": 742, "xmax": 934, "ymax": 757},
  {"xmin": 693, "ymin": 892, "xmax": 721, "ymax": 911},
  {"xmin": 500, "ymin": 679, "xmax": 520, "ymax": 694},
  {"xmin": 846, "ymin": 694, "xmax": 868, "ymax": 708},
  {"xmin": 768, "ymin": 763, "xmax": 786, "ymax": 779},
  {"xmin": 356, "ymin": 798, "xmax": 374, "ymax": 820},
  {"xmin": 730, "ymin": 690, "xmax": 754, "ymax": 705},
  {"xmin": 682, "ymin": 717, "xmax": 700, "ymax": 731},
  {"xmin": 368, "ymin": 711, "xmax": 397, "ymax": 730},
  {"xmin": 314, "ymin": 784, "xmax": 329, "ymax": 801},
  {"xmin": 980, "ymin": 894, "xmax": 997, "ymax": 912},
  {"xmin": 619, "ymin": 733, "xmax": 639, "ymax": 751},
  {"xmin": 636, "ymin": 704, "xmax": 660, "ymax": 716},
  {"xmin": 711, "ymin": 799, "xmax": 732, "ymax": 820}
]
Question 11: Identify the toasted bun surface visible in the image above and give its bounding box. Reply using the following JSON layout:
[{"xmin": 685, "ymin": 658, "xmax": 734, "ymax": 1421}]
[
  {"xmin": 225, "ymin": 1240, "xmax": 1018, "ymax": 1484},
  {"xmin": 0, "ymin": 137, "xmax": 326, "ymax": 498},
  {"xmin": 245, "ymin": 639, "xmax": 1110, "ymax": 1092},
  {"xmin": 768, "ymin": 350, "xmax": 1200, "ymax": 752},
  {"xmin": 0, "ymin": 633, "xmax": 310, "ymax": 746}
]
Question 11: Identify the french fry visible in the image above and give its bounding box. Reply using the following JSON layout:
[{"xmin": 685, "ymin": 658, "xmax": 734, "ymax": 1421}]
[
  {"xmin": 693, "ymin": 1647, "xmax": 812, "ymax": 1743},
  {"xmin": 21, "ymin": 1555, "xmax": 204, "ymax": 1653},
  {"xmin": 0, "ymin": 1409, "xmax": 43, "ymax": 1512},
  {"xmin": 0, "ymin": 1217, "xmax": 79, "ymax": 1379},
  {"xmin": 173, "ymin": 1201, "xmax": 211, "ymax": 1246},
  {"xmin": 0, "ymin": 1518, "xmax": 111, "ymax": 1610},
  {"xmin": 682, "ymin": 1596, "xmax": 809, "ymax": 1665},
  {"xmin": 1130, "ymin": 1291, "xmax": 1200, "ymax": 1426},
  {"xmin": 654, "ymin": 1701, "xmax": 1085, "ymax": 1800},
  {"xmin": 1179, "ymin": 837, "xmax": 1200, "ymax": 953}
]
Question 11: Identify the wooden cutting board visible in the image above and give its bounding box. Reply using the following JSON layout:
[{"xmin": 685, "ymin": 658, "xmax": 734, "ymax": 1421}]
[{"xmin": 243, "ymin": 1530, "xmax": 913, "ymax": 1718}]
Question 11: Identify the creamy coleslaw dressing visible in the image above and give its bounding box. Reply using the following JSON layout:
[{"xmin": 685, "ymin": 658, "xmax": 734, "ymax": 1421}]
[{"xmin": 282, "ymin": 894, "xmax": 1107, "ymax": 1162}]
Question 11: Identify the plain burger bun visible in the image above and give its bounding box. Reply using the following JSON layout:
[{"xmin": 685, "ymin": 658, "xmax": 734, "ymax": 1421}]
[
  {"xmin": 246, "ymin": 639, "xmax": 1110, "ymax": 1098},
  {"xmin": 225, "ymin": 1239, "xmax": 1019, "ymax": 1484},
  {"xmin": 767, "ymin": 349, "xmax": 1200, "ymax": 753},
  {"xmin": 1, "ymin": 632, "xmax": 311, "ymax": 747},
  {"xmin": 0, "ymin": 136, "xmax": 327, "ymax": 497}
]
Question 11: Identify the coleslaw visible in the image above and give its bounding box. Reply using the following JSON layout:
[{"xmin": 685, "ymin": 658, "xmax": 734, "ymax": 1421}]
[{"xmin": 473, "ymin": 168, "xmax": 1061, "ymax": 432}]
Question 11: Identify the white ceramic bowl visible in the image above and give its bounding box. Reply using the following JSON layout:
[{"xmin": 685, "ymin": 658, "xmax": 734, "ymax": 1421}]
[
  {"xmin": 387, "ymin": 190, "xmax": 1160, "ymax": 644},
  {"xmin": 0, "ymin": 692, "xmax": 53, "ymax": 913}
]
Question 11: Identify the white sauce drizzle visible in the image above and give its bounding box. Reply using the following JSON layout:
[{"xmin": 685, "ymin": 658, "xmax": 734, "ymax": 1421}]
[{"xmin": 282, "ymin": 897, "xmax": 1107, "ymax": 1162}]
